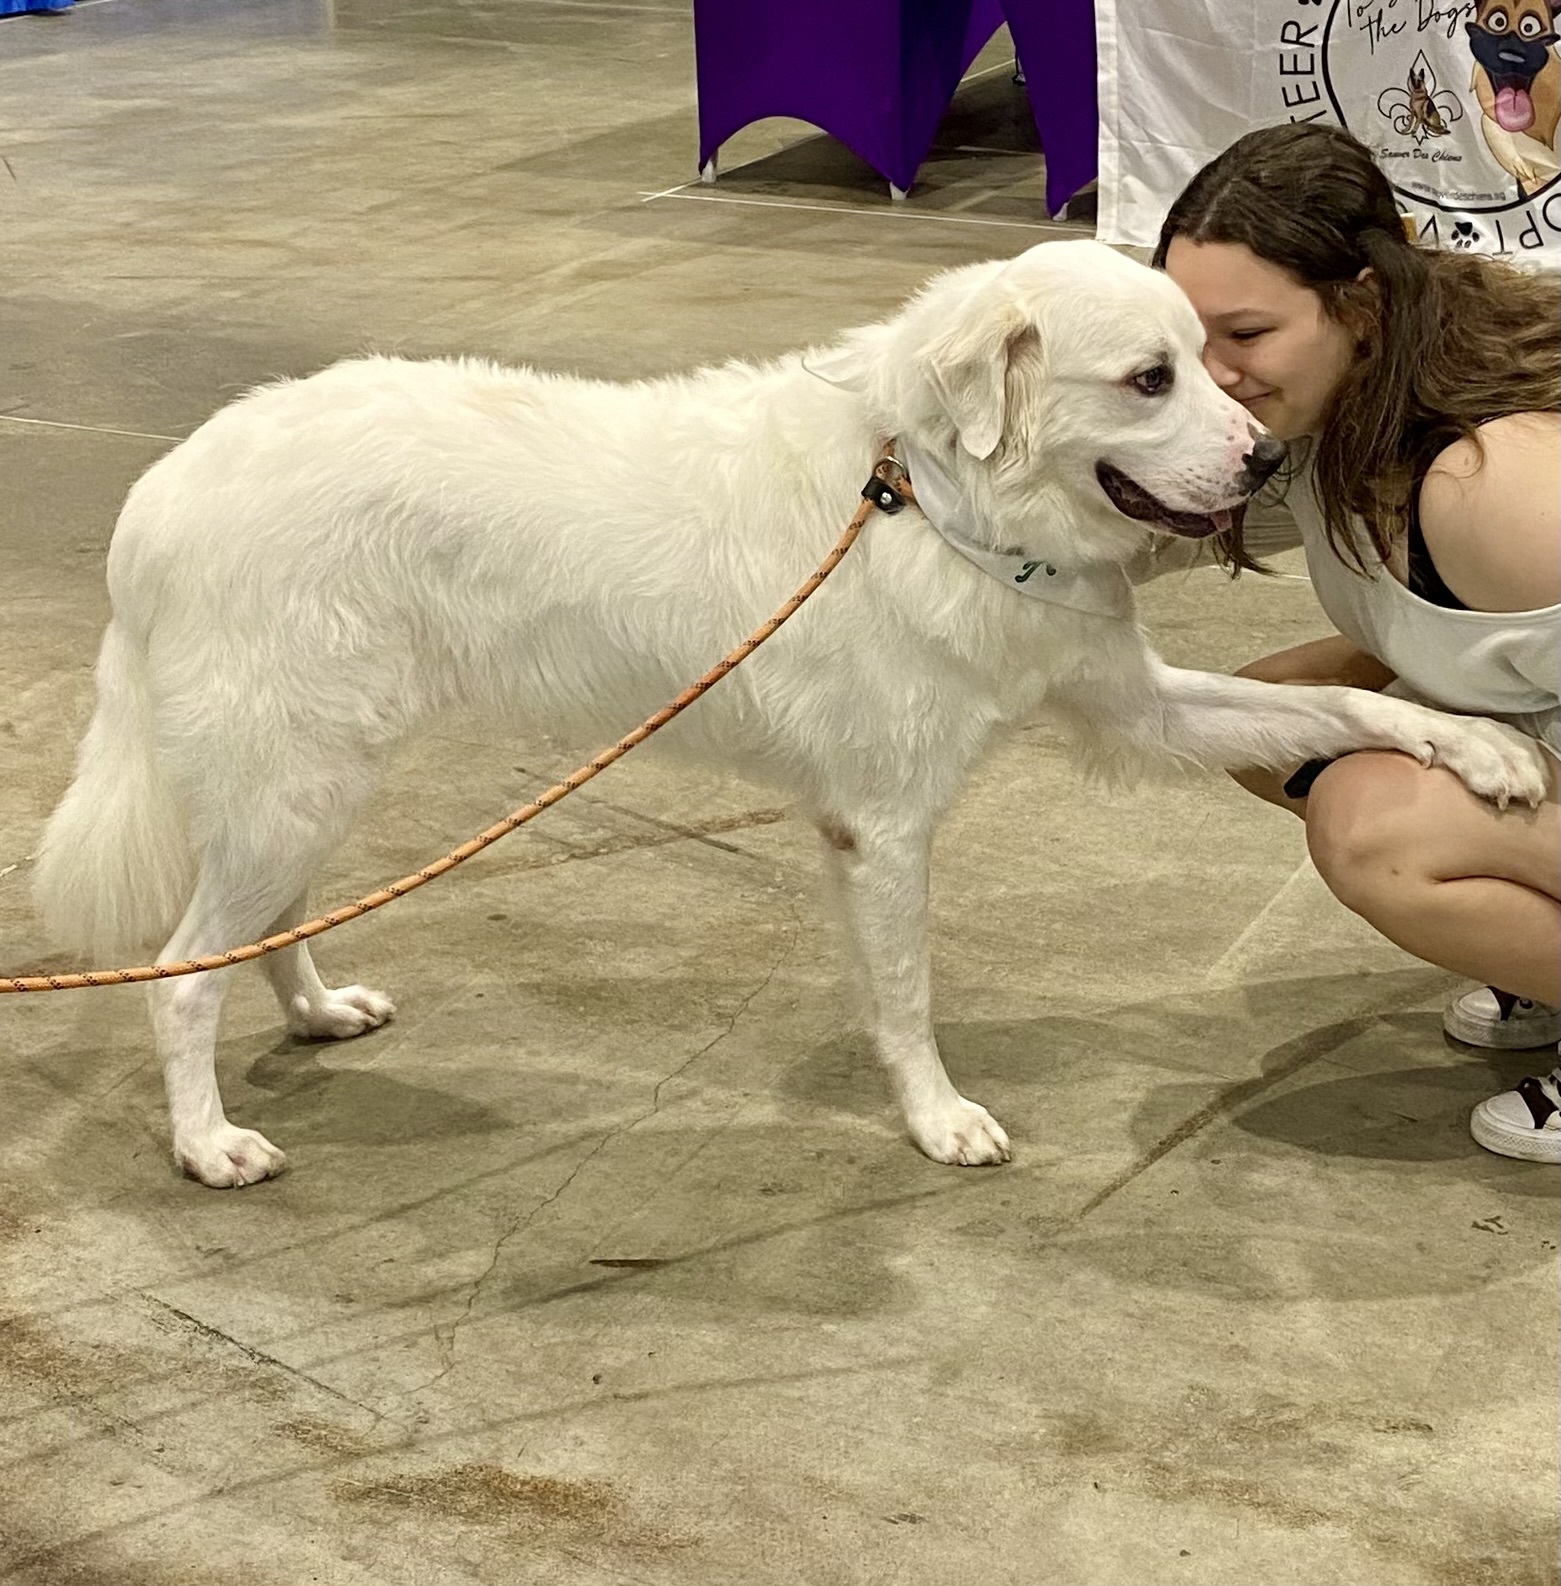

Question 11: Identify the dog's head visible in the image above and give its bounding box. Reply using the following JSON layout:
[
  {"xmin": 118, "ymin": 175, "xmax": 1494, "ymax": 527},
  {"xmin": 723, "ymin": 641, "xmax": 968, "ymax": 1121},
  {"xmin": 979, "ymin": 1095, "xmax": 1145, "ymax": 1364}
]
[
  {"xmin": 1468, "ymin": 0, "xmax": 1560, "ymax": 135},
  {"xmin": 832, "ymin": 240, "xmax": 1281, "ymax": 561}
]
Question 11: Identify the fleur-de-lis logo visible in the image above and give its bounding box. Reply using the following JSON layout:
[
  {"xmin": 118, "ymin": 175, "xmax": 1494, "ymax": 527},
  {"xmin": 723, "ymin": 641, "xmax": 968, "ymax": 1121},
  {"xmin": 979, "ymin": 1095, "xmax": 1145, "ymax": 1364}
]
[{"xmin": 1377, "ymin": 53, "xmax": 1465, "ymax": 143}]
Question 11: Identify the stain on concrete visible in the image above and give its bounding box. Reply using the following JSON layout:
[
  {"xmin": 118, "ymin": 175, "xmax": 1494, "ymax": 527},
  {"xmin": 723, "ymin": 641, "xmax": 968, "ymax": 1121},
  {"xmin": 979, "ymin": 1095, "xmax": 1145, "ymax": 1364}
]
[
  {"xmin": 274, "ymin": 1415, "xmax": 379, "ymax": 1458},
  {"xmin": 1038, "ymin": 1397, "xmax": 1557, "ymax": 1586},
  {"xmin": 0, "ymin": 1303, "xmax": 310, "ymax": 1434},
  {"xmin": 0, "ymin": 1203, "xmax": 35, "ymax": 1245},
  {"xmin": 335, "ymin": 1463, "xmax": 616, "ymax": 1523},
  {"xmin": 0, "ymin": 1312, "xmax": 136, "ymax": 1399},
  {"xmin": 1415, "ymin": 1535, "xmax": 1561, "ymax": 1586},
  {"xmin": 0, "ymin": 1535, "xmax": 218, "ymax": 1586},
  {"xmin": 330, "ymin": 1462, "xmax": 694, "ymax": 1553}
]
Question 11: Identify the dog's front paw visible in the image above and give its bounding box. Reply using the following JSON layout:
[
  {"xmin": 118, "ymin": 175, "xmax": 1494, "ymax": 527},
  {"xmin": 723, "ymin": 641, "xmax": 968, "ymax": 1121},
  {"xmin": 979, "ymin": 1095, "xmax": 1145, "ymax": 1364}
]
[
  {"xmin": 175, "ymin": 1124, "xmax": 287, "ymax": 1188},
  {"xmin": 908, "ymin": 1095, "xmax": 1012, "ymax": 1166},
  {"xmin": 288, "ymin": 985, "xmax": 395, "ymax": 1041},
  {"xmin": 1427, "ymin": 717, "xmax": 1550, "ymax": 810}
]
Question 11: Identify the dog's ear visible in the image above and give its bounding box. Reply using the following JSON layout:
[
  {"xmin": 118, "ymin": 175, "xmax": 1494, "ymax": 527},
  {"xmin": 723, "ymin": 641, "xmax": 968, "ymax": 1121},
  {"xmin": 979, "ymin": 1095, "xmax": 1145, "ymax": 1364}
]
[{"xmin": 918, "ymin": 295, "xmax": 1033, "ymax": 461}]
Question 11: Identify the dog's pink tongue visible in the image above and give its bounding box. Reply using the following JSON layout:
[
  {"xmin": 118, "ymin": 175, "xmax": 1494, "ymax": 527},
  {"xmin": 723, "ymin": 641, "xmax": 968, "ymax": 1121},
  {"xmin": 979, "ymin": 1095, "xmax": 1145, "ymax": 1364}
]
[
  {"xmin": 1496, "ymin": 85, "xmax": 1535, "ymax": 132},
  {"xmin": 1211, "ymin": 508, "xmax": 1234, "ymax": 536}
]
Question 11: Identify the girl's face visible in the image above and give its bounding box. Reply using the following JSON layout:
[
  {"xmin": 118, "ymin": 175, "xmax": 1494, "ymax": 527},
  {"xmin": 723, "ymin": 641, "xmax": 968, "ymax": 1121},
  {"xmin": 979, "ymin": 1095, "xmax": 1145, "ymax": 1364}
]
[{"xmin": 1163, "ymin": 237, "xmax": 1360, "ymax": 441}]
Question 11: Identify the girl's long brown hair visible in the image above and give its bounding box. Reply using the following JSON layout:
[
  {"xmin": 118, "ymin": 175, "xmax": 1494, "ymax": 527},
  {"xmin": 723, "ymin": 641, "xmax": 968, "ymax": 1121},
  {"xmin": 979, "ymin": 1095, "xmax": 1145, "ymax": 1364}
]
[{"xmin": 1152, "ymin": 123, "xmax": 1560, "ymax": 572}]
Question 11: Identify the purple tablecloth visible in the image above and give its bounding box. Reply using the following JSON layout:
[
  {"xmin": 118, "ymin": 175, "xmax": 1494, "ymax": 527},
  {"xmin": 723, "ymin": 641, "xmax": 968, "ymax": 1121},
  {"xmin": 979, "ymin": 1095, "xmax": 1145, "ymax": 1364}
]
[
  {"xmin": 694, "ymin": 0, "xmax": 1003, "ymax": 197},
  {"xmin": 1004, "ymin": 0, "xmax": 1099, "ymax": 215},
  {"xmin": 692, "ymin": 0, "xmax": 1098, "ymax": 214}
]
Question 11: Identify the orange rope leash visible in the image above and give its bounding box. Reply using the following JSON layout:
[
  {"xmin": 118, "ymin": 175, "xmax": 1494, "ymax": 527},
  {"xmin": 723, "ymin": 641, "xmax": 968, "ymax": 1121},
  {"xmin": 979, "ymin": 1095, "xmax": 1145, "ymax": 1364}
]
[{"xmin": 1, "ymin": 458, "xmax": 911, "ymax": 996}]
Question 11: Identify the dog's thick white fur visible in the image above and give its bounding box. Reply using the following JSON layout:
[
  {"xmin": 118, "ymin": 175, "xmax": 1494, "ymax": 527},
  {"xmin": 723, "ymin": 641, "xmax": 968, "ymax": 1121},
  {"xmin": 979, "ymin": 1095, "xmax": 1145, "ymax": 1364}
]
[{"xmin": 35, "ymin": 239, "xmax": 1548, "ymax": 1187}]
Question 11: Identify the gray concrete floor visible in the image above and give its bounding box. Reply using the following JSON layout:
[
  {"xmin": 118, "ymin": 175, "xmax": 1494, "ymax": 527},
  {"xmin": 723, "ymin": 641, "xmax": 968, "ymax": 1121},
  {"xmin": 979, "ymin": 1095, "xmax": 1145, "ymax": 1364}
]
[{"xmin": 0, "ymin": 5, "xmax": 1556, "ymax": 1584}]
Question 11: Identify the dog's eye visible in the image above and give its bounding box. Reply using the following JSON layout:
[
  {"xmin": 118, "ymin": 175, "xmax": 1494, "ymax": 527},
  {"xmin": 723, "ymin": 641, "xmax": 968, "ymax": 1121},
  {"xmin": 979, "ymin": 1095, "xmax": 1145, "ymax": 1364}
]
[
  {"xmin": 1487, "ymin": 10, "xmax": 1508, "ymax": 28},
  {"xmin": 1519, "ymin": 12, "xmax": 1541, "ymax": 33},
  {"xmin": 1131, "ymin": 364, "xmax": 1173, "ymax": 396}
]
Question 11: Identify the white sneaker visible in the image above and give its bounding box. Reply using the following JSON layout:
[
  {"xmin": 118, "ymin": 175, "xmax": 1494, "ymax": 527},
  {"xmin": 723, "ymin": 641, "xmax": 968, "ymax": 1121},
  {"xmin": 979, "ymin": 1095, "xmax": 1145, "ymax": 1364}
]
[
  {"xmin": 1470, "ymin": 1066, "xmax": 1561, "ymax": 1164},
  {"xmin": 1443, "ymin": 987, "xmax": 1561, "ymax": 1049}
]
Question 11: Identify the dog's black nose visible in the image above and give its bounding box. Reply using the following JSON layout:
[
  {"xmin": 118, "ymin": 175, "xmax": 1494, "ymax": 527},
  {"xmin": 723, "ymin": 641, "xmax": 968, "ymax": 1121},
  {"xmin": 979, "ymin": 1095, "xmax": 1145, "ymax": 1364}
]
[{"xmin": 1240, "ymin": 435, "xmax": 1287, "ymax": 491}]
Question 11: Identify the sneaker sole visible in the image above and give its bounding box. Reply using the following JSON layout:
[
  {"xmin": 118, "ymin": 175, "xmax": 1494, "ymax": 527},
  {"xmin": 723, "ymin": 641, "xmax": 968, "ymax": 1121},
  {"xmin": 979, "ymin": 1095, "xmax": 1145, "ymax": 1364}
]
[
  {"xmin": 1470, "ymin": 1105, "xmax": 1561, "ymax": 1164},
  {"xmin": 1443, "ymin": 1006, "xmax": 1561, "ymax": 1050}
]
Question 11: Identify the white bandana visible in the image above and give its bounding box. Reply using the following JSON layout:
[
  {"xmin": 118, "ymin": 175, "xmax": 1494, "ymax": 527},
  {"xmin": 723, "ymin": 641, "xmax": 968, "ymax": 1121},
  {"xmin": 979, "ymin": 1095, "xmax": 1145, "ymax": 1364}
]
[{"xmin": 897, "ymin": 440, "xmax": 1134, "ymax": 621}]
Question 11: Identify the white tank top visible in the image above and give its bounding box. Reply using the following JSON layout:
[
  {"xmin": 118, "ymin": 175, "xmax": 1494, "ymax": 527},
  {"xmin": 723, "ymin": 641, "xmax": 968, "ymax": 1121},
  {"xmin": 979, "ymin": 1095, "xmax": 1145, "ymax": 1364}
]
[{"xmin": 1288, "ymin": 464, "xmax": 1560, "ymax": 754}]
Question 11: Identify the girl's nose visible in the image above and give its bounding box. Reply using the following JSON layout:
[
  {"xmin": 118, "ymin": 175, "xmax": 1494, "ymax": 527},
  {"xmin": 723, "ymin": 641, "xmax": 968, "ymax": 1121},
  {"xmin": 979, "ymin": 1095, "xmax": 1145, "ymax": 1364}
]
[{"xmin": 1202, "ymin": 345, "xmax": 1241, "ymax": 389}]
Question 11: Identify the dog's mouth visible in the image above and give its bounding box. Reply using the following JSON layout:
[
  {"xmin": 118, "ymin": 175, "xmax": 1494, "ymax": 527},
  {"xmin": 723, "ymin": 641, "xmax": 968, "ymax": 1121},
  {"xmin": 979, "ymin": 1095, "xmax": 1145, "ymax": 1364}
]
[
  {"xmin": 1493, "ymin": 74, "xmax": 1541, "ymax": 131},
  {"xmin": 1094, "ymin": 462, "xmax": 1246, "ymax": 541}
]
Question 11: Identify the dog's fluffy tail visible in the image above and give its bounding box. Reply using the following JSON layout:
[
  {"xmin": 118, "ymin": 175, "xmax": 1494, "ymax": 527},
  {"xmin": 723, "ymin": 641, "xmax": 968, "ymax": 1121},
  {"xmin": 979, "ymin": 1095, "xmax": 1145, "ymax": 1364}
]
[{"xmin": 33, "ymin": 621, "xmax": 195, "ymax": 961}]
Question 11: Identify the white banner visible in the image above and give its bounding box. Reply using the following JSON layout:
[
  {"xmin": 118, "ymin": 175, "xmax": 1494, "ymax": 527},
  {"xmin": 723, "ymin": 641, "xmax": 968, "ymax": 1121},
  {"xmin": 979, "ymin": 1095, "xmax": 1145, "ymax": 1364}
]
[{"xmin": 1097, "ymin": 0, "xmax": 1561, "ymax": 266}]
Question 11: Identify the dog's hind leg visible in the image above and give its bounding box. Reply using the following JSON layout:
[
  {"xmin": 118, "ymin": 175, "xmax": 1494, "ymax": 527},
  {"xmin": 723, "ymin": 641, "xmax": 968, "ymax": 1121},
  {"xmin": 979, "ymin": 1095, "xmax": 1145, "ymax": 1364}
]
[
  {"xmin": 149, "ymin": 846, "xmax": 315, "ymax": 1187},
  {"xmin": 149, "ymin": 720, "xmax": 402, "ymax": 1184},
  {"xmin": 147, "ymin": 751, "xmax": 381, "ymax": 1186},
  {"xmin": 261, "ymin": 894, "xmax": 395, "ymax": 1041},
  {"xmin": 821, "ymin": 817, "xmax": 1011, "ymax": 1166}
]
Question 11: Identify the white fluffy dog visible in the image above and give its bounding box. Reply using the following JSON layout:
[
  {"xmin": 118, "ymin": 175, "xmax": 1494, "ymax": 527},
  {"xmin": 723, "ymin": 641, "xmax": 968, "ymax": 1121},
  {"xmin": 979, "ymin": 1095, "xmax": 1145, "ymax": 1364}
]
[{"xmin": 34, "ymin": 239, "xmax": 1547, "ymax": 1186}]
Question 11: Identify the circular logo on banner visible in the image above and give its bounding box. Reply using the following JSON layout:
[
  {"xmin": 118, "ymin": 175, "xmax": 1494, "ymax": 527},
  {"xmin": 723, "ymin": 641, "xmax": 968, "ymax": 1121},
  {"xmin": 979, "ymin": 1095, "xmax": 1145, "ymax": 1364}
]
[{"xmin": 1313, "ymin": 0, "xmax": 1560, "ymax": 230}]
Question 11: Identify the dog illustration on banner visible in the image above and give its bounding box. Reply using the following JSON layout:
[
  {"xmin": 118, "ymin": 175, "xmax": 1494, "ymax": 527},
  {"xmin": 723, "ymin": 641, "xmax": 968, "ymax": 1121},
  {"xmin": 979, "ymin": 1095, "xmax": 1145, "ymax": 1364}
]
[
  {"xmin": 1378, "ymin": 57, "xmax": 1463, "ymax": 144},
  {"xmin": 1466, "ymin": 0, "xmax": 1561, "ymax": 199}
]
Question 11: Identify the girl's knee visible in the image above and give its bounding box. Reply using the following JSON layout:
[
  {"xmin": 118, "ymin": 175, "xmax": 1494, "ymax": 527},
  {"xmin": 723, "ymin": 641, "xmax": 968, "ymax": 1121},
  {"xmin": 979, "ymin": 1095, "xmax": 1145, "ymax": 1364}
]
[{"xmin": 1304, "ymin": 752, "xmax": 1426, "ymax": 906}]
